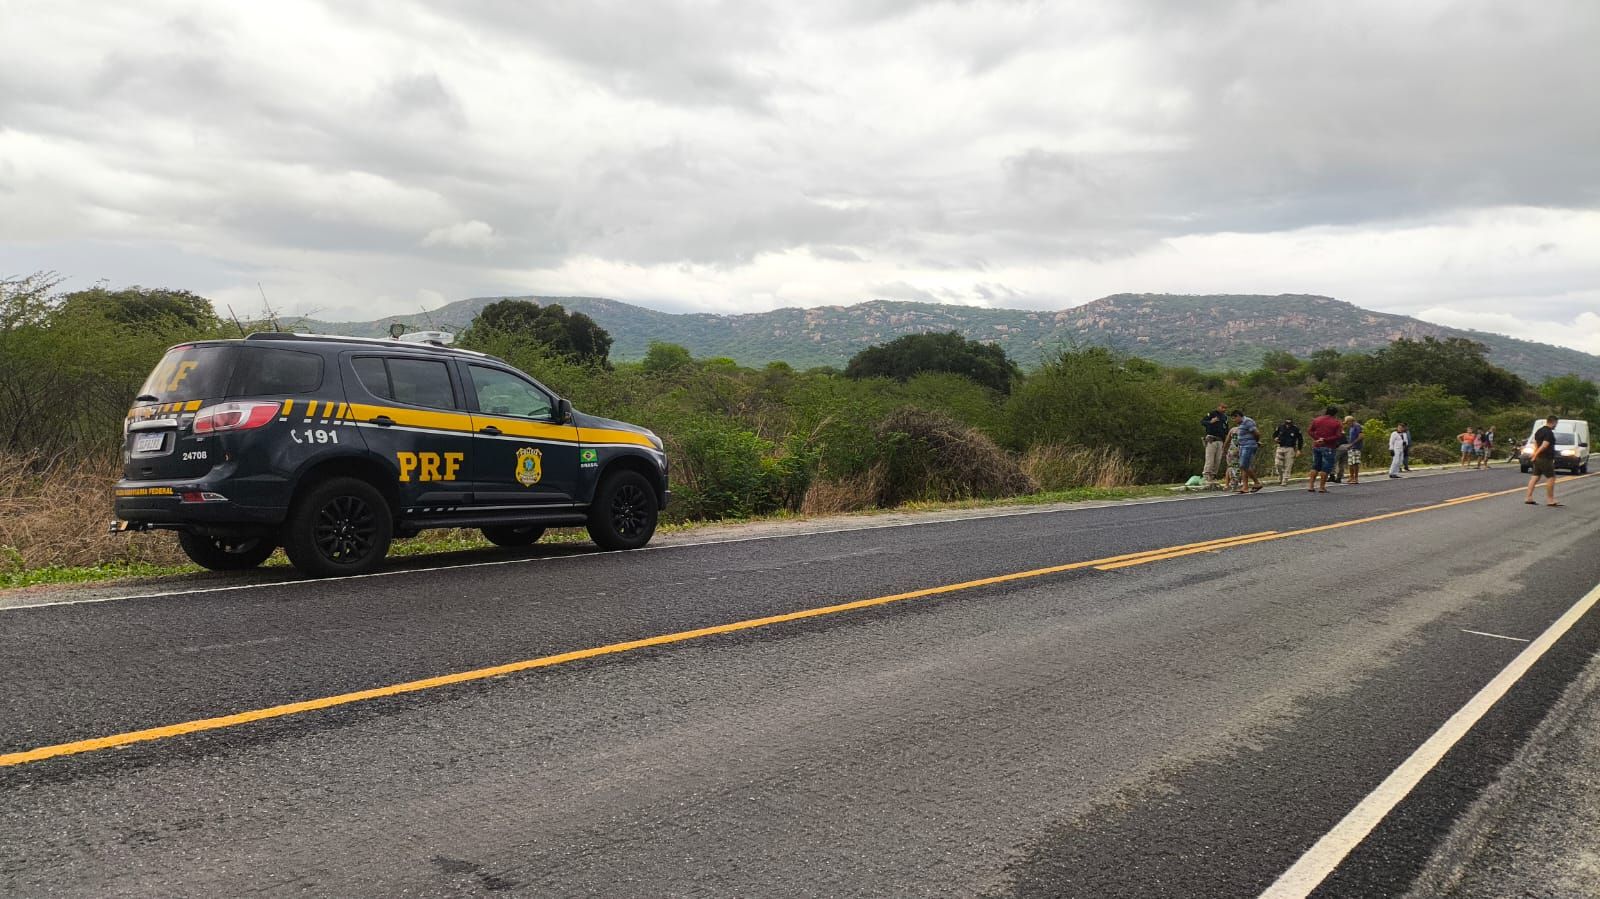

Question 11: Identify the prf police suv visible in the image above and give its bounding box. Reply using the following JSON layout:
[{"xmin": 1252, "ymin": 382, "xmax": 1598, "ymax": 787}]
[{"xmin": 113, "ymin": 332, "xmax": 670, "ymax": 578}]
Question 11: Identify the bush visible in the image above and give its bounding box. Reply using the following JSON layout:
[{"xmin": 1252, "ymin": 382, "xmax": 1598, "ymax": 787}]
[
  {"xmin": 873, "ymin": 408, "xmax": 1035, "ymax": 506},
  {"xmin": 668, "ymin": 421, "xmax": 815, "ymax": 520},
  {"xmin": 1005, "ymin": 348, "xmax": 1209, "ymax": 483}
]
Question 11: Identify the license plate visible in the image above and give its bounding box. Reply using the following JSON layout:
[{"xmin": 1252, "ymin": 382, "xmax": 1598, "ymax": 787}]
[{"xmin": 133, "ymin": 432, "xmax": 165, "ymax": 453}]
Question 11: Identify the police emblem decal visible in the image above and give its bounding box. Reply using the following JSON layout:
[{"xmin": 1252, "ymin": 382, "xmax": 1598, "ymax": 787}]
[{"xmin": 515, "ymin": 447, "xmax": 543, "ymax": 486}]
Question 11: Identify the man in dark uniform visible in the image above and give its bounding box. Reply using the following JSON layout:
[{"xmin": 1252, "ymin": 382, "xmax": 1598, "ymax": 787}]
[
  {"xmin": 1272, "ymin": 419, "xmax": 1304, "ymax": 486},
  {"xmin": 1201, "ymin": 403, "xmax": 1229, "ymax": 489}
]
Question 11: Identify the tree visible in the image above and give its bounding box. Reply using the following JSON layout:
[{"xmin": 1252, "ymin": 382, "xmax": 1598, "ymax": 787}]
[
  {"xmin": 1384, "ymin": 385, "xmax": 1472, "ymax": 442},
  {"xmin": 845, "ymin": 331, "xmax": 1019, "ymax": 394},
  {"xmin": 460, "ymin": 299, "xmax": 612, "ymax": 366},
  {"xmin": 641, "ymin": 341, "xmax": 694, "ymax": 373},
  {"xmin": 1003, "ymin": 348, "xmax": 1209, "ymax": 482},
  {"xmin": 1337, "ymin": 337, "xmax": 1526, "ymax": 407},
  {"xmin": 56, "ymin": 286, "xmax": 221, "ymax": 332},
  {"xmin": 1539, "ymin": 374, "xmax": 1598, "ymax": 416}
]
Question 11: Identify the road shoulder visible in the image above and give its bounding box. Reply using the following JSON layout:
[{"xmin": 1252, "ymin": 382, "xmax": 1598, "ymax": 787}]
[{"xmin": 1405, "ymin": 642, "xmax": 1600, "ymax": 898}]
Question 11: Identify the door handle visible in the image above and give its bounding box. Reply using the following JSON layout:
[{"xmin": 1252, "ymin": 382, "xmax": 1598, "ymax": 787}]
[
  {"xmin": 479, "ymin": 425, "xmax": 502, "ymax": 436},
  {"xmin": 371, "ymin": 415, "xmax": 394, "ymax": 427}
]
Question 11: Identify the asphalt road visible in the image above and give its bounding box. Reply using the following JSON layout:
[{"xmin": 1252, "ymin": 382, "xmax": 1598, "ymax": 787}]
[{"xmin": 2, "ymin": 467, "xmax": 1598, "ymax": 897}]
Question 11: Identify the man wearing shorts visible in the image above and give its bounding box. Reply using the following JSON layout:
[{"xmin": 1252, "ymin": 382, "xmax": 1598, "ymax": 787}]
[
  {"xmin": 1524, "ymin": 415, "xmax": 1561, "ymax": 507},
  {"xmin": 1343, "ymin": 416, "xmax": 1364, "ymax": 485},
  {"xmin": 1307, "ymin": 407, "xmax": 1343, "ymax": 493},
  {"xmin": 1228, "ymin": 410, "xmax": 1263, "ymax": 493}
]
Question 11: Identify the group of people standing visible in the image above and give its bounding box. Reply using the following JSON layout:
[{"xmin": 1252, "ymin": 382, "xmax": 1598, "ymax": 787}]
[
  {"xmin": 1457, "ymin": 426, "xmax": 1496, "ymax": 469},
  {"xmin": 1201, "ymin": 404, "xmax": 1410, "ymax": 493}
]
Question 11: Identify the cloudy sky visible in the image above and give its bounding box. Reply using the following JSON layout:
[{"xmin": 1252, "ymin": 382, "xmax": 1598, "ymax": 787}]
[{"xmin": 3, "ymin": 0, "xmax": 1598, "ymax": 351}]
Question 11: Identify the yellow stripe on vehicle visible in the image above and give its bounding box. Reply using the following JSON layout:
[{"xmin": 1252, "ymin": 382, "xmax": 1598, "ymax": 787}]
[{"xmin": 346, "ymin": 402, "xmax": 475, "ymax": 433}]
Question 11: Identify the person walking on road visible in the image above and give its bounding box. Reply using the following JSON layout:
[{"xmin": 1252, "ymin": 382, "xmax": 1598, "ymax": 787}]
[
  {"xmin": 1308, "ymin": 406, "xmax": 1343, "ymax": 493},
  {"xmin": 1201, "ymin": 403, "xmax": 1229, "ymax": 489},
  {"xmin": 1227, "ymin": 410, "xmax": 1264, "ymax": 493},
  {"xmin": 1476, "ymin": 427, "xmax": 1493, "ymax": 470},
  {"xmin": 1388, "ymin": 424, "xmax": 1408, "ymax": 478},
  {"xmin": 1524, "ymin": 415, "xmax": 1562, "ymax": 507},
  {"xmin": 1481, "ymin": 427, "xmax": 1495, "ymax": 467},
  {"xmin": 1272, "ymin": 419, "xmax": 1303, "ymax": 486},
  {"xmin": 1343, "ymin": 416, "xmax": 1364, "ymax": 485}
]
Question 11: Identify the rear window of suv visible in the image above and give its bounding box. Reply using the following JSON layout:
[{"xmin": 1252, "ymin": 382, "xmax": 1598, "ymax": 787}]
[
  {"xmin": 136, "ymin": 345, "xmax": 236, "ymax": 404},
  {"xmin": 229, "ymin": 347, "xmax": 324, "ymax": 396}
]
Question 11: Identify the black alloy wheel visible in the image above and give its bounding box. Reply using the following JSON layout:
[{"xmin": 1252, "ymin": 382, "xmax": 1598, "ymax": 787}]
[
  {"xmin": 315, "ymin": 495, "xmax": 378, "ymax": 563},
  {"xmin": 283, "ymin": 476, "xmax": 393, "ymax": 577},
  {"xmin": 586, "ymin": 470, "xmax": 658, "ymax": 551},
  {"xmin": 177, "ymin": 532, "xmax": 276, "ymax": 571}
]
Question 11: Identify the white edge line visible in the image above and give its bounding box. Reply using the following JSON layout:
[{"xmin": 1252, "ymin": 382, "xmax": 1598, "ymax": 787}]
[
  {"xmin": 0, "ymin": 491, "xmax": 1217, "ymax": 612},
  {"xmin": 1259, "ymin": 577, "xmax": 1600, "ymax": 899},
  {"xmin": 1459, "ymin": 628, "xmax": 1531, "ymax": 643}
]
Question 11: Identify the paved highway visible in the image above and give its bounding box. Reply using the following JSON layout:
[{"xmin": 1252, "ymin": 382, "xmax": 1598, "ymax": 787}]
[{"xmin": 2, "ymin": 468, "xmax": 1598, "ymax": 897}]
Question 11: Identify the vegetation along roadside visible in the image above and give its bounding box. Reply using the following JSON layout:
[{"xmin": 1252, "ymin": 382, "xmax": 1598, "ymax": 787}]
[{"xmin": 3, "ymin": 274, "xmax": 1595, "ymax": 587}]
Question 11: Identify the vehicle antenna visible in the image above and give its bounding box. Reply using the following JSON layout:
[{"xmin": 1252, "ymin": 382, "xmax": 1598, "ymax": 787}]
[
  {"xmin": 225, "ymin": 304, "xmax": 248, "ymax": 338},
  {"xmin": 257, "ymin": 282, "xmax": 281, "ymax": 332}
]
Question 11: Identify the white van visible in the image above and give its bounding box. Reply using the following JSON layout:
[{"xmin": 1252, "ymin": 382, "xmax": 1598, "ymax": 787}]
[{"xmin": 1517, "ymin": 418, "xmax": 1591, "ymax": 474}]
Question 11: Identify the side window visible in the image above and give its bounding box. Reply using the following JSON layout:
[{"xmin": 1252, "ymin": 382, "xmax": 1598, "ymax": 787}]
[
  {"xmin": 352, "ymin": 356, "xmax": 392, "ymax": 399},
  {"xmin": 232, "ymin": 347, "xmax": 323, "ymax": 396},
  {"xmin": 469, "ymin": 365, "xmax": 553, "ymax": 420},
  {"xmin": 386, "ymin": 358, "xmax": 456, "ymax": 409}
]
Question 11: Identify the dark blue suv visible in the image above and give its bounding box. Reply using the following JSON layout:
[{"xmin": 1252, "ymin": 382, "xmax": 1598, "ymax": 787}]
[{"xmin": 113, "ymin": 333, "xmax": 669, "ymax": 577}]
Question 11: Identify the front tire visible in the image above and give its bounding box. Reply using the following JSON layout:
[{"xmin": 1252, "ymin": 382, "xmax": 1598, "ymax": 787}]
[
  {"xmin": 586, "ymin": 470, "xmax": 658, "ymax": 551},
  {"xmin": 178, "ymin": 532, "xmax": 275, "ymax": 571},
  {"xmin": 1520, "ymin": 463, "xmax": 1530, "ymax": 474},
  {"xmin": 482, "ymin": 525, "xmax": 545, "ymax": 547},
  {"xmin": 282, "ymin": 476, "xmax": 393, "ymax": 578}
]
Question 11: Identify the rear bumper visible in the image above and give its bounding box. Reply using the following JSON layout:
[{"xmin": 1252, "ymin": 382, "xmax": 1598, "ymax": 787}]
[{"xmin": 113, "ymin": 474, "xmax": 290, "ymax": 534}]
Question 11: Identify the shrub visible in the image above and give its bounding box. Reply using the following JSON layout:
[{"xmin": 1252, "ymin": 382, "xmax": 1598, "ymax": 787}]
[
  {"xmin": 669, "ymin": 421, "xmax": 815, "ymax": 520},
  {"xmin": 1005, "ymin": 348, "xmax": 1209, "ymax": 483},
  {"xmin": 873, "ymin": 408, "xmax": 1035, "ymax": 506}
]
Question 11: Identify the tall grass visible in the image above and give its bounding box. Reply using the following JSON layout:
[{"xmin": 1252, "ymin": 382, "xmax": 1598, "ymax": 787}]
[
  {"xmin": 0, "ymin": 453, "xmax": 186, "ymax": 571},
  {"xmin": 1021, "ymin": 444, "xmax": 1137, "ymax": 490}
]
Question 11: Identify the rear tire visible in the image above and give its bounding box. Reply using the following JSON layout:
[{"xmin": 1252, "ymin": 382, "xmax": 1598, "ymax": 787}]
[
  {"xmin": 482, "ymin": 525, "xmax": 545, "ymax": 547},
  {"xmin": 586, "ymin": 470, "xmax": 658, "ymax": 551},
  {"xmin": 177, "ymin": 532, "xmax": 275, "ymax": 571},
  {"xmin": 1520, "ymin": 463, "xmax": 1530, "ymax": 473},
  {"xmin": 282, "ymin": 476, "xmax": 393, "ymax": 578}
]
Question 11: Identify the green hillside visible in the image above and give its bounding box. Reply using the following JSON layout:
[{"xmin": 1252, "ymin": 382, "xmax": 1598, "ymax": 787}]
[{"xmin": 295, "ymin": 293, "xmax": 1600, "ymax": 382}]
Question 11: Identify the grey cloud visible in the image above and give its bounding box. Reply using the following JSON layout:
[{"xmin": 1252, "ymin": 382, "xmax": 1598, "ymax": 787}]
[
  {"xmin": 809, "ymin": 245, "xmax": 865, "ymax": 262},
  {"xmin": 433, "ymin": 0, "xmax": 783, "ymax": 110}
]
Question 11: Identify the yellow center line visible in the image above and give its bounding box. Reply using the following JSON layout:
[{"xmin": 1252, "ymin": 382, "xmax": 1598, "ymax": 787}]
[{"xmin": 3, "ymin": 477, "xmax": 1591, "ymax": 769}]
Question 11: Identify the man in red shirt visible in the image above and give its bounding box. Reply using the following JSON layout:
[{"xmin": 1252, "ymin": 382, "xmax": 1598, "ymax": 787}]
[{"xmin": 1307, "ymin": 406, "xmax": 1344, "ymax": 494}]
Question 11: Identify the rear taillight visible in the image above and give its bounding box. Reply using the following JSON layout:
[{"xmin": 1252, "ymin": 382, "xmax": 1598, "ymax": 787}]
[{"xmin": 193, "ymin": 401, "xmax": 281, "ymax": 434}]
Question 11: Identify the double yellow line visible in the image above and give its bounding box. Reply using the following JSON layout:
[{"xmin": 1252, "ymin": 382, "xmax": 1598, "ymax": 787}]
[{"xmin": 0, "ymin": 480, "xmax": 1579, "ymax": 769}]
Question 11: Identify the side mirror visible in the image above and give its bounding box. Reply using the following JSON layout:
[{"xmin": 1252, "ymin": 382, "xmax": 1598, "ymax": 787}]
[
  {"xmin": 1581, "ymin": 442, "xmax": 1589, "ymax": 448},
  {"xmin": 557, "ymin": 398, "xmax": 573, "ymax": 424}
]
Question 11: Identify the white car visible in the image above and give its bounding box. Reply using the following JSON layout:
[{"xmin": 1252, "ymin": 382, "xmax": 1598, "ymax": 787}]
[{"xmin": 1516, "ymin": 418, "xmax": 1591, "ymax": 474}]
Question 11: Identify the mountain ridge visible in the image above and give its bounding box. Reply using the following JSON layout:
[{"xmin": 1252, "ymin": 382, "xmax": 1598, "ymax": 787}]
[{"xmin": 290, "ymin": 293, "xmax": 1600, "ymax": 383}]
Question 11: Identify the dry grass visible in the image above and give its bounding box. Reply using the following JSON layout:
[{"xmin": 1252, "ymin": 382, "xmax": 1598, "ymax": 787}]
[
  {"xmin": 799, "ymin": 469, "xmax": 885, "ymax": 515},
  {"xmin": 0, "ymin": 453, "xmax": 187, "ymax": 570},
  {"xmin": 874, "ymin": 408, "xmax": 1036, "ymax": 506},
  {"xmin": 1021, "ymin": 444, "xmax": 1137, "ymax": 491}
]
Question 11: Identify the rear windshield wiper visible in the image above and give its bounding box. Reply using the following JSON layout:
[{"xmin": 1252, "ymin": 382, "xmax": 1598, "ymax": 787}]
[{"xmin": 135, "ymin": 394, "xmax": 160, "ymax": 402}]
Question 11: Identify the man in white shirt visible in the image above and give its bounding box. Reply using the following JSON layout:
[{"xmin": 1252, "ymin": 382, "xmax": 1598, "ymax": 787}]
[{"xmin": 1388, "ymin": 424, "xmax": 1408, "ymax": 478}]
